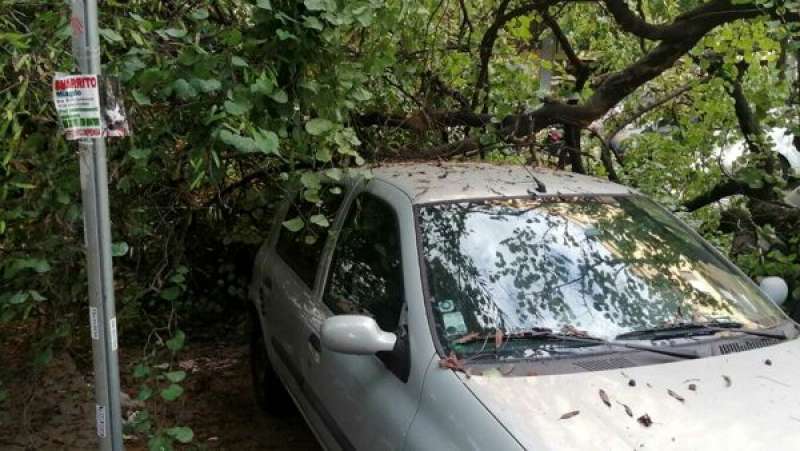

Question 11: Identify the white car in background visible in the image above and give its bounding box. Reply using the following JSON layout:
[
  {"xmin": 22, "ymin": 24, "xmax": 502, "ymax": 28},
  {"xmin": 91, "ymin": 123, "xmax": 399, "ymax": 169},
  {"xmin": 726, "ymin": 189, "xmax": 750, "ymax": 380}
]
[{"xmin": 249, "ymin": 163, "xmax": 798, "ymax": 450}]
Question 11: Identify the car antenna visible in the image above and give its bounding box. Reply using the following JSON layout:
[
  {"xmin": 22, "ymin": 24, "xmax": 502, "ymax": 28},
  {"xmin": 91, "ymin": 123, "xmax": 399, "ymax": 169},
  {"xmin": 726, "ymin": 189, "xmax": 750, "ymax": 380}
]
[{"xmin": 524, "ymin": 167, "xmax": 547, "ymax": 194}]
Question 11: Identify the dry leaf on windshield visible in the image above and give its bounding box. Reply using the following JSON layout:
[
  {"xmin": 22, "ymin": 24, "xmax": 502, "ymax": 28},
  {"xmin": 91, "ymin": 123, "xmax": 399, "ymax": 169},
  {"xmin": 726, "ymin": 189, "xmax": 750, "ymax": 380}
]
[
  {"xmin": 723, "ymin": 375, "xmax": 732, "ymax": 387},
  {"xmin": 438, "ymin": 351, "xmax": 466, "ymax": 375},
  {"xmin": 560, "ymin": 410, "xmax": 580, "ymax": 420},
  {"xmin": 495, "ymin": 328, "xmax": 504, "ymax": 349},
  {"xmin": 599, "ymin": 389, "xmax": 611, "ymax": 407},
  {"xmin": 454, "ymin": 332, "xmax": 480, "ymax": 344},
  {"xmin": 667, "ymin": 389, "xmax": 685, "ymax": 403},
  {"xmin": 637, "ymin": 414, "xmax": 653, "ymax": 427}
]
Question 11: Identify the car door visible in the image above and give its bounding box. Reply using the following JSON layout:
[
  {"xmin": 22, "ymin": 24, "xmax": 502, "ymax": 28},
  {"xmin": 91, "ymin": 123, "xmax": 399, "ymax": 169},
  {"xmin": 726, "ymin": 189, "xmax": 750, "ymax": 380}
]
[
  {"xmin": 304, "ymin": 183, "xmax": 424, "ymax": 451},
  {"xmin": 258, "ymin": 185, "xmax": 348, "ymax": 413}
]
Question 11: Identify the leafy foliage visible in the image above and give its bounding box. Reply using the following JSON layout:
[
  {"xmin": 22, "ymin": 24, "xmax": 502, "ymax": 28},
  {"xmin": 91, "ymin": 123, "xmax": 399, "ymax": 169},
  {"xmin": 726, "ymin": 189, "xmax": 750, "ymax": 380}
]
[{"xmin": 2, "ymin": 0, "xmax": 800, "ymax": 443}]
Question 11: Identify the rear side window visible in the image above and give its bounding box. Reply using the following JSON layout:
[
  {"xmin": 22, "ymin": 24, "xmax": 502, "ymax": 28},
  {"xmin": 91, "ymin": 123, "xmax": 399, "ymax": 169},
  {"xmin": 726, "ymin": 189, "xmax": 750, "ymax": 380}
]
[
  {"xmin": 323, "ymin": 193, "xmax": 404, "ymax": 332},
  {"xmin": 276, "ymin": 186, "xmax": 345, "ymax": 287}
]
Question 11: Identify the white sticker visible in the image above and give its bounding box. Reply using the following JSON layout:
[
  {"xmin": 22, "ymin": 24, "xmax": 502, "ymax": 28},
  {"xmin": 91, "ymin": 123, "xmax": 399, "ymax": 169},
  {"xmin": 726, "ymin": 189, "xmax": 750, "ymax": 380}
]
[
  {"xmin": 52, "ymin": 74, "xmax": 102, "ymax": 140},
  {"xmin": 89, "ymin": 307, "xmax": 99, "ymax": 340},
  {"xmin": 96, "ymin": 404, "xmax": 106, "ymax": 438},
  {"xmin": 442, "ymin": 312, "xmax": 468, "ymax": 336},
  {"xmin": 109, "ymin": 317, "xmax": 118, "ymax": 351}
]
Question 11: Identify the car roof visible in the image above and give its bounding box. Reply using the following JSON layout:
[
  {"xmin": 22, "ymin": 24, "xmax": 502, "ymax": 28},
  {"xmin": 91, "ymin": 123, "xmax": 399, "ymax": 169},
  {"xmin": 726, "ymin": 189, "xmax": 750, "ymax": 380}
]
[{"xmin": 365, "ymin": 162, "xmax": 635, "ymax": 204}]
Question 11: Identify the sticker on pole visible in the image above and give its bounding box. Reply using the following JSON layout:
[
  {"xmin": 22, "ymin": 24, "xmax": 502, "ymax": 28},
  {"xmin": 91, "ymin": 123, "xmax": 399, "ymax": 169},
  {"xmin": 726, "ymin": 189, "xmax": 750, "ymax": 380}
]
[
  {"xmin": 53, "ymin": 74, "xmax": 103, "ymax": 140},
  {"xmin": 96, "ymin": 403, "xmax": 107, "ymax": 437}
]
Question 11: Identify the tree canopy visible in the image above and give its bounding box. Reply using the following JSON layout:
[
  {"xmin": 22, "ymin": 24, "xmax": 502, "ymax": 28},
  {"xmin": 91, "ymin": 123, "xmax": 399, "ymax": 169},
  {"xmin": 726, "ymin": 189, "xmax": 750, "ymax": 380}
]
[{"xmin": 2, "ymin": 0, "xmax": 800, "ymax": 443}]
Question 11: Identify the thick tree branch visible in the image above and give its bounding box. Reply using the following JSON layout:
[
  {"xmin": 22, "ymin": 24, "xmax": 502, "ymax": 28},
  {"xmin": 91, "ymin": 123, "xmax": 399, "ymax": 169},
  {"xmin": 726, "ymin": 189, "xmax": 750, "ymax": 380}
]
[
  {"xmin": 603, "ymin": 0, "xmax": 762, "ymax": 41},
  {"xmin": 684, "ymin": 179, "xmax": 747, "ymax": 211},
  {"xmin": 726, "ymin": 63, "xmax": 765, "ymax": 156},
  {"xmin": 367, "ymin": 1, "xmax": 774, "ymax": 162}
]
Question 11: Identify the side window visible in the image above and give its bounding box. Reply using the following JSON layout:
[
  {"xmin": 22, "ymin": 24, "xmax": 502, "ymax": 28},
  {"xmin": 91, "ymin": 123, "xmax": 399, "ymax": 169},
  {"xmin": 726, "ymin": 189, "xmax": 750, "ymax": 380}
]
[
  {"xmin": 276, "ymin": 186, "xmax": 345, "ymax": 287},
  {"xmin": 323, "ymin": 194, "xmax": 404, "ymax": 332}
]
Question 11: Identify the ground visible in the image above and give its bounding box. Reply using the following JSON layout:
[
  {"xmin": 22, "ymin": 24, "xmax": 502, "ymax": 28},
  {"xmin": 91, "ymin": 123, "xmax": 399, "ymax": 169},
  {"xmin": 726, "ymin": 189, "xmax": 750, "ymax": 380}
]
[{"xmin": 0, "ymin": 336, "xmax": 320, "ymax": 451}]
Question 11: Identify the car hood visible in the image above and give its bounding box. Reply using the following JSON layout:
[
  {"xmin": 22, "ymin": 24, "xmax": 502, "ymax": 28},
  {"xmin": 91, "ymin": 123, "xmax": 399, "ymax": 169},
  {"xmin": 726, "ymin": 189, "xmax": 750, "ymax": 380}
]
[{"xmin": 459, "ymin": 339, "xmax": 800, "ymax": 450}]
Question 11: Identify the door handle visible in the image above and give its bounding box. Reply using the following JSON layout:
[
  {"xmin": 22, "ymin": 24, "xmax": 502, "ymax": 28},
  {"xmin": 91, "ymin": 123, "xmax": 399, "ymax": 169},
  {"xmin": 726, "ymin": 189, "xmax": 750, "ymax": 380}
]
[{"xmin": 308, "ymin": 333, "xmax": 321, "ymax": 352}]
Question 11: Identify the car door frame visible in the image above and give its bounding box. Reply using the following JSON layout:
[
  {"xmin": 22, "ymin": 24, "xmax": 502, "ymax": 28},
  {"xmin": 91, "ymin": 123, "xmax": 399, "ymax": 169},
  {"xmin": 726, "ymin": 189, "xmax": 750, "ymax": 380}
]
[
  {"xmin": 300, "ymin": 178, "xmax": 439, "ymax": 450},
  {"xmin": 249, "ymin": 179, "xmax": 361, "ymax": 449}
]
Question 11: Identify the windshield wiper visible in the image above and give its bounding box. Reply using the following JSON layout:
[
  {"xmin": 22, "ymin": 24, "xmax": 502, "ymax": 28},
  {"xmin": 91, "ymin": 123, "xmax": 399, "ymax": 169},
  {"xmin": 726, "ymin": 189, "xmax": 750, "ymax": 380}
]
[
  {"xmin": 456, "ymin": 328, "xmax": 698, "ymax": 360},
  {"xmin": 615, "ymin": 321, "xmax": 787, "ymax": 341}
]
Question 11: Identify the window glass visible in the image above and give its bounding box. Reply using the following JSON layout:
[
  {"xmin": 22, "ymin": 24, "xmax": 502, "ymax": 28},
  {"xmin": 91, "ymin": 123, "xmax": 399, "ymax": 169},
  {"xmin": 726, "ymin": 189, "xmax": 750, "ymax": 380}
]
[
  {"xmin": 323, "ymin": 194, "xmax": 404, "ymax": 332},
  {"xmin": 417, "ymin": 195, "xmax": 785, "ymax": 358},
  {"xmin": 276, "ymin": 186, "xmax": 345, "ymax": 287}
]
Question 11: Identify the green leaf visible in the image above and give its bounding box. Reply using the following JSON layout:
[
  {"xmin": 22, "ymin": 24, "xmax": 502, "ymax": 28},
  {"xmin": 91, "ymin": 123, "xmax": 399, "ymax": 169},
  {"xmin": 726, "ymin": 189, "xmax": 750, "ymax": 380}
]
[
  {"xmin": 305, "ymin": 118, "xmax": 334, "ymax": 136},
  {"xmin": 164, "ymin": 28, "xmax": 187, "ymax": 38},
  {"xmin": 160, "ymin": 383, "xmax": 184, "ymax": 401},
  {"xmin": 147, "ymin": 435, "xmax": 173, "ymax": 451},
  {"xmin": 34, "ymin": 346, "xmax": 52, "ymax": 366},
  {"xmin": 315, "ymin": 147, "xmax": 332, "ymax": 162},
  {"xmin": 189, "ymin": 8, "xmax": 209, "ymax": 20},
  {"xmin": 99, "ymin": 28, "xmax": 124, "ymax": 43},
  {"xmin": 137, "ymin": 384, "xmax": 153, "ymax": 401},
  {"xmin": 231, "ymin": 56, "xmax": 248, "ymax": 67},
  {"xmin": 112, "ymin": 242, "xmax": 129, "ymax": 257},
  {"xmin": 166, "ymin": 330, "xmax": 186, "ymax": 352},
  {"xmin": 133, "ymin": 363, "xmax": 151, "ymax": 378},
  {"xmin": 256, "ymin": 0, "xmax": 272, "ymax": 9},
  {"xmin": 131, "ymin": 89, "xmax": 151, "ymax": 105},
  {"xmin": 8, "ymin": 291, "xmax": 29, "ymax": 305},
  {"xmin": 300, "ymin": 172, "xmax": 322, "ymax": 190},
  {"xmin": 324, "ymin": 168, "xmax": 342, "ymax": 181},
  {"xmin": 270, "ymin": 90, "xmax": 288, "ymax": 103},
  {"xmin": 303, "ymin": 189, "xmax": 321, "ymax": 203},
  {"xmin": 165, "ymin": 370, "xmax": 186, "ymax": 383},
  {"xmin": 303, "ymin": 16, "xmax": 324, "ymax": 30},
  {"xmin": 304, "ymin": 0, "xmax": 334, "ymax": 11},
  {"xmin": 276, "ymin": 29, "xmax": 296, "ymax": 41},
  {"xmin": 31, "ymin": 259, "xmax": 51, "ymax": 273},
  {"xmin": 309, "ymin": 214, "xmax": 330, "ymax": 228},
  {"xmin": 224, "ymin": 99, "xmax": 251, "ymax": 115},
  {"xmin": 160, "ymin": 286, "xmax": 181, "ymax": 301},
  {"xmin": 166, "ymin": 426, "xmax": 194, "ymax": 444},
  {"xmin": 129, "ymin": 148, "xmax": 151, "ymax": 160},
  {"xmin": 173, "ymin": 79, "xmax": 197, "ymax": 100},
  {"xmin": 192, "ymin": 78, "xmax": 221, "ymax": 93},
  {"xmin": 219, "ymin": 130, "xmax": 258, "ymax": 153},
  {"xmin": 253, "ymin": 129, "xmax": 279, "ymax": 155},
  {"xmin": 250, "ymin": 73, "xmax": 274, "ymax": 95},
  {"xmin": 282, "ymin": 217, "xmax": 304, "ymax": 232}
]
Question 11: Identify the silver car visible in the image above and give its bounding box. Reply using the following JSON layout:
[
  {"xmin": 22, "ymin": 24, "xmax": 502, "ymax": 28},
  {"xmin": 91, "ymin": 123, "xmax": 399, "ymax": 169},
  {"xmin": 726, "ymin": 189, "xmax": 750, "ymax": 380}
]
[{"xmin": 249, "ymin": 163, "xmax": 798, "ymax": 451}]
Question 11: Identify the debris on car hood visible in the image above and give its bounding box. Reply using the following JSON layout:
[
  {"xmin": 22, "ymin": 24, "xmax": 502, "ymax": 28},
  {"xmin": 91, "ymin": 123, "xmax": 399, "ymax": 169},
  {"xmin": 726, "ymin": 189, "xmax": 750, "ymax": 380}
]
[{"xmin": 458, "ymin": 339, "xmax": 800, "ymax": 450}]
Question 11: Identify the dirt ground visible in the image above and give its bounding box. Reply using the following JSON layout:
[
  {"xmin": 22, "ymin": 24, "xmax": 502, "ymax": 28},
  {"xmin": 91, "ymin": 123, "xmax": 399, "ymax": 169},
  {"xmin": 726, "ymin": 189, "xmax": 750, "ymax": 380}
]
[{"xmin": 0, "ymin": 338, "xmax": 321, "ymax": 451}]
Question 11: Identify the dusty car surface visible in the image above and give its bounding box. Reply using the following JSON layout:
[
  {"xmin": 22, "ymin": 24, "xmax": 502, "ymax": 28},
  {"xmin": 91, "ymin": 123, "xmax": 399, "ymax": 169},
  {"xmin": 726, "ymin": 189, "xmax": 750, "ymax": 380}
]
[{"xmin": 249, "ymin": 162, "xmax": 798, "ymax": 451}]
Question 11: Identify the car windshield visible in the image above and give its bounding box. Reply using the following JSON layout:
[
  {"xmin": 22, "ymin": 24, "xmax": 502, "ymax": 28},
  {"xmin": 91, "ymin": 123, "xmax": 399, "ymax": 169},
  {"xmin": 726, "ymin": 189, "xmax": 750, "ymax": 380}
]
[{"xmin": 416, "ymin": 195, "xmax": 785, "ymax": 356}]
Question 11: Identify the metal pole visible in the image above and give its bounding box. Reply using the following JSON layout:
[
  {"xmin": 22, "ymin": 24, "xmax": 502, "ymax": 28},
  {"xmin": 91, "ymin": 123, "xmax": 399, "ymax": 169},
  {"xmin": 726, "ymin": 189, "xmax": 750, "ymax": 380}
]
[{"xmin": 70, "ymin": 0, "xmax": 124, "ymax": 449}]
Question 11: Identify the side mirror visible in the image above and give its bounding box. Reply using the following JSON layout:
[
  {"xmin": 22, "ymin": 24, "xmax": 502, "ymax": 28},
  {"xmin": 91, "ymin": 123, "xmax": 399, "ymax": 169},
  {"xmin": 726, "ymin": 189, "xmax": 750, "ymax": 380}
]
[
  {"xmin": 321, "ymin": 315, "xmax": 397, "ymax": 355},
  {"xmin": 760, "ymin": 276, "xmax": 789, "ymax": 306}
]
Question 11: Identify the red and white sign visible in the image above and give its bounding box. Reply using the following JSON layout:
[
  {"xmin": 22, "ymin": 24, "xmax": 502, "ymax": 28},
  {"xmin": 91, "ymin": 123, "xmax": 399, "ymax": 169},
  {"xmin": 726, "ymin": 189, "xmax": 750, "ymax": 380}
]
[{"xmin": 52, "ymin": 74, "xmax": 103, "ymax": 140}]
